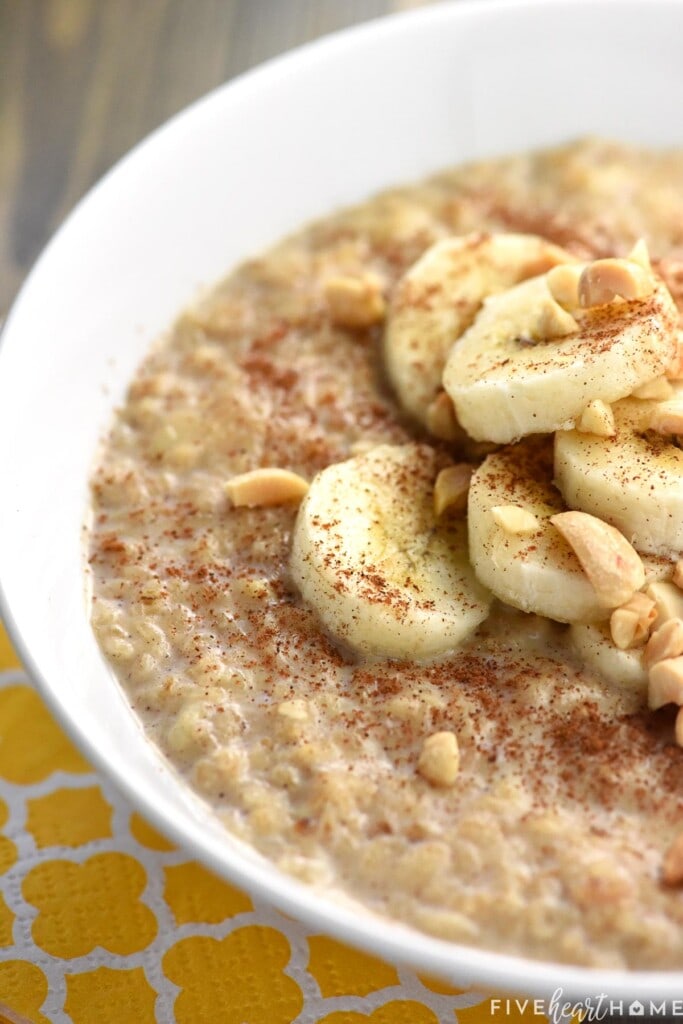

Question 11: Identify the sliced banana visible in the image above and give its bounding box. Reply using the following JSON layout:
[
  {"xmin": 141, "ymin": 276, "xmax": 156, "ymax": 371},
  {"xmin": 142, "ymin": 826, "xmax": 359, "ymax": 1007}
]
[
  {"xmin": 554, "ymin": 387, "xmax": 683, "ymax": 556},
  {"xmin": 290, "ymin": 444, "xmax": 492, "ymax": 660},
  {"xmin": 642, "ymin": 553, "xmax": 677, "ymax": 586},
  {"xmin": 443, "ymin": 273, "xmax": 678, "ymax": 443},
  {"xmin": 384, "ymin": 233, "xmax": 573, "ymax": 428},
  {"xmin": 569, "ymin": 622, "xmax": 647, "ymax": 692},
  {"xmin": 468, "ymin": 437, "xmax": 616, "ymax": 623}
]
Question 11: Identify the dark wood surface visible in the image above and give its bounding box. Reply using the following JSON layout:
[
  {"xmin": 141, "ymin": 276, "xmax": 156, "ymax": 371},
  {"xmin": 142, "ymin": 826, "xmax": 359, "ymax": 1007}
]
[{"xmin": 0, "ymin": 0, "xmax": 447, "ymax": 316}]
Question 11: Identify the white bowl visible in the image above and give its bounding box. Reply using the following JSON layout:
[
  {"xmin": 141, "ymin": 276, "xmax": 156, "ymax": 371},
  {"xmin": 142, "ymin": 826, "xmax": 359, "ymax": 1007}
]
[{"xmin": 1, "ymin": 0, "xmax": 682, "ymax": 1001}]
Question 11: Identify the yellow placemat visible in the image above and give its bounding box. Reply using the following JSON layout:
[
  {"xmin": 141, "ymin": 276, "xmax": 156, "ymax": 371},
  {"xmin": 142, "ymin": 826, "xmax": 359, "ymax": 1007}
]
[{"xmin": 0, "ymin": 621, "xmax": 544, "ymax": 1024}]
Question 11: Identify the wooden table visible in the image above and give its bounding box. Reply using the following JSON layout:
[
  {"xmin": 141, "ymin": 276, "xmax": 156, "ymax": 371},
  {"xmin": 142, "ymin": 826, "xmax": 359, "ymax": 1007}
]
[{"xmin": 0, "ymin": 0, "xmax": 447, "ymax": 317}]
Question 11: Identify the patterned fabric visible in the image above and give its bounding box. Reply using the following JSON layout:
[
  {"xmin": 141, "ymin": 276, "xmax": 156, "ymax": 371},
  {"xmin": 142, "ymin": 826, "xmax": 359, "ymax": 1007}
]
[{"xmin": 0, "ymin": 622, "xmax": 542, "ymax": 1023}]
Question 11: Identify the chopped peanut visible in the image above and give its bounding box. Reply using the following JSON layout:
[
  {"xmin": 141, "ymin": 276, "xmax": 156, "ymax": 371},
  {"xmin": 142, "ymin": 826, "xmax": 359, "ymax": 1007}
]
[
  {"xmin": 610, "ymin": 592, "xmax": 657, "ymax": 650},
  {"xmin": 648, "ymin": 656, "xmax": 683, "ymax": 710},
  {"xmin": 628, "ymin": 238, "xmax": 652, "ymax": 272},
  {"xmin": 425, "ymin": 390, "xmax": 464, "ymax": 443},
  {"xmin": 491, "ymin": 505, "xmax": 540, "ymax": 535},
  {"xmin": 662, "ymin": 832, "xmax": 683, "ymax": 887},
  {"xmin": 645, "ymin": 580, "xmax": 683, "ymax": 627},
  {"xmin": 609, "ymin": 608, "xmax": 641, "ymax": 651},
  {"xmin": 550, "ymin": 511, "xmax": 645, "ymax": 608},
  {"xmin": 649, "ymin": 400, "xmax": 683, "ymax": 436},
  {"xmin": 434, "ymin": 464, "xmax": 473, "ymax": 517},
  {"xmin": 644, "ymin": 618, "xmax": 683, "ymax": 667},
  {"xmin": 537, "ymin": 298, "xmax": 579, "ymax": 339},
  {"xmin": 631, "ymin": 377, "xmax": 674, "ymax": 401},
  {"xmin": 324, "ymin": 273, "xmax": 386, "ymax": 328},
  {"xmin": 578, "ymin": 257, "xmax": 654, "ymax": 308},
  {"xmin": 417, "ymin": 731, "xmax": 460, "ymax": 787},
  {"xmin": 546, "ymin": 263, "xmax": 583, "ymax": 309},
  {"xmin": 225, "ymin": 468, "xmax": 309, "ymax": 507},
  {"xmin": 624, "ymin": 591, "xmax": 657, "ymax": 625},
  {"xmin": 577, "ymin": 399, "xmax": 616, "ymax": 438}
]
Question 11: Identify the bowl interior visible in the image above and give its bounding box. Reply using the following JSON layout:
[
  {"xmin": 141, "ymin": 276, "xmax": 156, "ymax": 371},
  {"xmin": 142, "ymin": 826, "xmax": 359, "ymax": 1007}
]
[{"xmin": 1, "ymin": 0, "xmax": 683, "ymax": 1000}]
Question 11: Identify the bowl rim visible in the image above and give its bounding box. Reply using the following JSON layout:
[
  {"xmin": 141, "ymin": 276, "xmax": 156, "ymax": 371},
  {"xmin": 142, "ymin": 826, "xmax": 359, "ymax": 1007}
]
[{"xmin": 2, "ymin": 0, "xmax": 683, "ymax": 1003}]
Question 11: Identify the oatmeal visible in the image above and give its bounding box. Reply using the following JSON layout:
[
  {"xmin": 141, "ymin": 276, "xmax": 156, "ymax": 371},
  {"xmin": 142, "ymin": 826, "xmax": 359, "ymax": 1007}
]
[{"xmin": 89, "ymin": 138, "xmax": 683, "ymax": 969}]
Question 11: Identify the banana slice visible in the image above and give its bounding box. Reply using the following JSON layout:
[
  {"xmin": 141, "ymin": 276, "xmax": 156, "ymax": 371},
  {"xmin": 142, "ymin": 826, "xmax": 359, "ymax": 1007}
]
[
  {"xmin": 569, "ymin": 622, "xmax": 647, "ymax": 692},
  {"xmin": 290, "ymin": 444, "xmax": 492, "ymax": 659},
  {"xmin": 642, "ymin": 553, "xmax": 677, "ymax": 585},
  {"xmin": 384, "ymin": 233, "xmax": 573, "ymax": 428},
  {"xmin": 468, "ymin": 437, "xmax": 616, "ymax": 623},
  {"xmin": 443, "ymin": 273, "xmax": 678, "ymax": 443},
  {"xmin": 554, "ymin": 388, "xmax": 683, "ymax": 556}
]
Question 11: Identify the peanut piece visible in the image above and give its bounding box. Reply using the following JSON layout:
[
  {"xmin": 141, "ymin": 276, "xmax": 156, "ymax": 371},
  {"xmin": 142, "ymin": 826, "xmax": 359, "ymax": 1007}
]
[
  {"xmin": 434, "ymin": 464, "xmax": 473, "ymax": 517},
  {"xmin": 324, "ymin": 273, "xmax": 386, "ymax": 328},
  {"xmin": 625, "ymin": 591, "xmax": 656, "ymax": 626},
  {"xmin": 610, "ymin": 592, "xmax": 657, "ymax": 650},
  {"xmin": 546, "ymin": 263, "xmax": 583, "ymax": 309},
  {"xmin": 644, "ymin": 618, "xmax": 683, "ymax": 668},
  {"xmin": 645, "ymin": 580, "xmax": 683, "ymax": 627},
  {"xmin": 578, "ymin": 257, "xmax": 654, "ymax": 308},
  {"xmin": 550, "ymin": 510, "xmax": 645, "ymax": 608},
  {"xmin": 648, "ymin": 656, "xmax": 683, "ymax": 709},
  {"xmin": 609, "ymin": 608, "xmax": 640, "ymax": 651},
  {"xmin": 417, "ymin": 731, "xmax": 460, "ymax": 787},
  {"xmin": 631, "ymin": 376, "xmax": 673, "ymax": 401},
  {"xmin": 577, "ymin": 399, "xmax": 616, "ymax": 438},
  {"xmin": 649, "ymin": 400, "xmax": 683, "ymax": 436},
  {"xmin": 425, "ymin": 391, "xmax": 465, "ymax": 443},
  {"xmin": 676, "ymin": 707, "xmax": 683, "ymax": 748},
  {"xmin": 225, "ymin": 468, "xmax": 309, "ymax": 507},
  {"xmin": 491, "ymin": 505, "xmax": 540, "ymax": 535},
  {"xmin": 628, "ymin": 238, "xmax": 652, "ymax": 273},
  {"xmin": 537, "ymin": 298, "xmax": 579, "ymax": 339},
  {"xmin": 662, "ymin": 832, "xmax": 683, "ymax": 887}
]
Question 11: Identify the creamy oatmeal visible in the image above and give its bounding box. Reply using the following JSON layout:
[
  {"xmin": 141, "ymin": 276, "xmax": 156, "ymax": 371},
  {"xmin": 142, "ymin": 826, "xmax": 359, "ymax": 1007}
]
[{"xmin": 89, "ymin": 138, "xmax": 683, "ymax": 969}]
